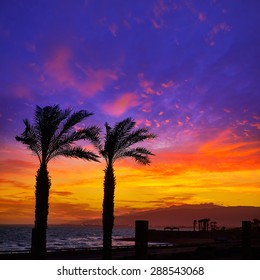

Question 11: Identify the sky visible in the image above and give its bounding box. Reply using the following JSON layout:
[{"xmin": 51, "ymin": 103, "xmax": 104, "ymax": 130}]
[{"xmin": 0, "ymin": 0, "xmax": 259, "ymax": 225}]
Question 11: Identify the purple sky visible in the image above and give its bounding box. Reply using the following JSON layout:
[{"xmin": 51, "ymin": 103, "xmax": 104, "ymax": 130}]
[
  {"xmin": 1, "ymin": 0, "xmax": 259, "ymax": 148},
  {"xmin": 0, "ymin": 1, "xmax": 260, "ymax": 224}
]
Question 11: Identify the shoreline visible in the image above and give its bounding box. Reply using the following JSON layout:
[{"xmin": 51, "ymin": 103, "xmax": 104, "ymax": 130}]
[{"xmin": 1, "ymin": 238, "xmax": 259, "ymax": 260}]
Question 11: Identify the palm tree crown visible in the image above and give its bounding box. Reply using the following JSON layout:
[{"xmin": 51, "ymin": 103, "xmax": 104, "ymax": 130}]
[
  {"xmin": 99, "ymin": 117, "xmax": 156, "ymax": 165},
  {"xmin": 16, "ymin": 105, "xmax": 100, "ymax": 164}
]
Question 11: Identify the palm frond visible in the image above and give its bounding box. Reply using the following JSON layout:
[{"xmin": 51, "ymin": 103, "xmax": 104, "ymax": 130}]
[
  {"xmin": 114, "ymin": 128, "xmax": 156, "ymax": 158},
  {"xmin": 47, "ymin": 126, "xmax": 100, "ymax": 162},
  {"xmin": 16, "ymin": 105, "xmax": 100, "ymax": 164},
  {"xmin": 52, "ymin": 146, "xmax": 100, "ymax": 162},
  {"xmin": 113, "ymin": 118, "xmax": 135, "ymax": 138},
  {"xmin": 117, "ymin": 147, "xmax": 154, "ymax": 165},
  {"xmin": 16, "ymin": 119, "xmax": 42, "ymax": 162},
  {"xmin": 33, "ymin": 105, "xmax": 67, "ymax": 158},
  {"xmin": 59, "ymin": 110, "xmax": 93, "ymax": 135},
  {"xmin": 100, "ymin": 117, "xmax": 156, "ymax": 164}
]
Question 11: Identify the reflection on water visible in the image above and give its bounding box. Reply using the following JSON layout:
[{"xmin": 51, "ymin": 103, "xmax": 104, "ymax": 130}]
[{"xmin": 0, "ymin": 225, "xmax": 135, "ymax": 252}]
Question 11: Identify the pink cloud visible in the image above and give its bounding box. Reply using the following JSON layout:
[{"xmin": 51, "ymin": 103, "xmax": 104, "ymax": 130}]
[
  {"xmin": 224, "ymin": 108, "xmax": 232, "ymax": 113},
  {"xmin": 210, "ymin": 22, "xmax": 231, "ymax": 34},
  {"xmin": 102, "ymin": 92, "xmax": 139, "ymax": 117},
  {"xmin": 108, "ymin": 24, "xmax": 118, "ymax": 37},
  {"xmin": 44, "ymin": 47, "xmax": 118, "ymax": 97},
  {"xmin": 140, "ymin": 100, "xmax": 153, "ymax": 113},
  {"xmin": 11, "ymin": 85, "xmax": 32, "ymax": 98},
  {"xmin": 251, "ymin": 123, "xmax": 260, "ymax": 130},
  {"xmin": 24, "ymin": 41, "xmax": 36, "ymax": 53},
  {"xmin": 153, "ymin": 0, "xmax": 169, "ymax": 18},
  {"xmin": 77, "ymin": 66, "xmax": 118, "ymax": 97},
  {"xmin": 184, "ymin": 1, "xmax": 207, "ymax": 23},
  {"xmin": 151, "ymin": 19, "xmax": 164, "ymax": 29},
  {"xmin": 206, "ymin": 22, "xmax": 232, "ymax": 46},
  {"xmin": 44, "ymin": 47, "xmax": 72, "ymax": 83},
  {"xmin": 198, "ymin": 12, "xmax": 206, "ymax": 22},
  {"xmin": 161, "ymin": 80, "xmax": 174, "ymax": 88},
  {"xmin": 145, "ymin": 119, "xmax": 152, "ymax": 127},
  {"xmin": 154, "ymin": 120, "xmax": 161, "ymax": 128},
  {"xmin": 138, "ymin": 73, "xmax": 156, "ymax": 95}
]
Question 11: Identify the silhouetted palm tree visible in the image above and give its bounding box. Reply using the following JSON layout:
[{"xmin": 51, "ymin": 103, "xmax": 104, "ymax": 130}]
[
  {"xmin": 16, "ymin": 105, "xmax": 100, "ymax": 257},
  {"xmin": 97, "ymin": 117, "xmax": 156, "ymax": 259}
]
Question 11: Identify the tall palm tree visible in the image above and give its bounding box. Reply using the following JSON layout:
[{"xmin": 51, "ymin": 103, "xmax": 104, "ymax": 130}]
[
  {"xmin": 16, "ymin": 105, "xmax": 100, "ymax": 257},
  {"xmin": 97, "ymin": 117, "xmax": 156, "ymax": 259}
]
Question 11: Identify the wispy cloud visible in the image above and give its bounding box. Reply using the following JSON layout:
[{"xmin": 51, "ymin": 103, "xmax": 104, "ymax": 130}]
[
  {"xmin": 101, "ymin": 92, "xmax": 139, "ymax": 117},
  {"xmin": 44, "ymin": 47, "xmax": 118, "ymax": 97},
  {"xmin": 199, "ymin": 129, "xmax": 260, "ymax": 158},
  {"xmin": 49, "ymin": 202, "xmax": 101, "ymax": 222},
  {"xmin": 0, "ymin": 159, "xmax": 37, "ymax": 173},
  {"xmin": 108, "ymin": 23, "xmax": 118, "ymax": 37},
  {"xmin": 0, "ymin": 178, "xmax": 31, "ymax": 190},
  {"xmin": 206, "ymin": 22, "xmax": 232, "ymax": 46},
  {"xmin": 50, "ymin": 190, "xmax": 74, "ymax": 197}
]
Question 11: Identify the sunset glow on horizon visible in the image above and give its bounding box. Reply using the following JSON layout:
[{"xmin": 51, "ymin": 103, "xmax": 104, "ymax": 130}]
[{"xmin": 0, "ymin": 0, "xmax": 259, "ymax": 225}]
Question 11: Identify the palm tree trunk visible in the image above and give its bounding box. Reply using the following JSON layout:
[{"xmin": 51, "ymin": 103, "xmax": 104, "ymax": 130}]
[
  {"xmin": 31, "ymin": 163, "xmax": 51, "ymax": 258},
  {"xmin": 102, "ymin": 162, "xmax": 115, "ymax": 259}
]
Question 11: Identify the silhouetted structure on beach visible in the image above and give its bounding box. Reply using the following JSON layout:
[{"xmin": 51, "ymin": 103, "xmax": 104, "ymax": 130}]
[
  {"xmin": 198, "ymin": 218, "xmax": 210, "ymax": 231},
  {"xmin": 193, "ymin": 220, "xmax": 197, "ymax": 231},
  {"xmin": 135, "ymin": 220, "xmax": 149, "ymax": 259}
]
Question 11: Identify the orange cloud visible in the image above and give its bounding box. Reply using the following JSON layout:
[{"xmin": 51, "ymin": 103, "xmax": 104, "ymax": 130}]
[
  {"xmin": 0, "ymin": 197, "xmax": 101, "ymax": 224},
  {"xmin": 0, "ymin": 178, "xmax": 31, "ymax": 190},
  {"xmin": 0, "ymin": 197, "xmax": 34, "ymax": 224},
  {"xmin": 50, "ymin": 190, "xmax": 74, "ymax": 197},
  {"xmin": 48, "ymin": 202, "xmax": 101, "ymax": 223},
  {"xmin": 199, "ymin": 129, "xmax": 260, "ymax": 159},
  {"xmin": 0, "ymin": 159, "xmax": 37, "ymax": 172},
  {"xmin": 102, "ymin": 92, "xmax": 139, "ymax": 116}
]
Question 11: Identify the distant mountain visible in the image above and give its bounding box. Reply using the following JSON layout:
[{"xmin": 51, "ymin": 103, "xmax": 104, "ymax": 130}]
[{"xmin": 83, "ymin": 204, "xmax": 260, "ymax": 228}]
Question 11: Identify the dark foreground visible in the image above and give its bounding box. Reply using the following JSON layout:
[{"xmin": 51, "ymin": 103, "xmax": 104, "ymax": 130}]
[
  {"xmin": 1, "ymin": 240, "xmax": 260, "ymax": 260},
  {"xmin": 1, "ymin": 228, "xmax": 259, "ymax": 260}
]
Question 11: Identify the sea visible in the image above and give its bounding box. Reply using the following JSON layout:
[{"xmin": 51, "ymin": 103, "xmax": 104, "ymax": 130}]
[{"xmin": 0, "ymin": 225, "xmax": 135, "ymax": 253}]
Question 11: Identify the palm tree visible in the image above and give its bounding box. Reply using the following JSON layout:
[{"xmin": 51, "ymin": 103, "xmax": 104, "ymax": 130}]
[
  {"xmin": 16, "ymin": 105, "xmax": 100, "ymax": 257},
  {"xmin": 97, "ymin": 117, "xmax": 156, "ymax": 259}
]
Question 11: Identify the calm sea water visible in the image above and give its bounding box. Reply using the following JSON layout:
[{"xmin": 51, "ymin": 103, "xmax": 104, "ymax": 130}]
[{"xmin": 0, "ymin": 225, "xmax": 135, "ymax": 252}]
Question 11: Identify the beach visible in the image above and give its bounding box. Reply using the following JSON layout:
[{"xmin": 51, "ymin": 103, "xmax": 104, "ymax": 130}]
[{"xmin": 1, "ymin": 227, "xmax": 259, "ymax": 260}]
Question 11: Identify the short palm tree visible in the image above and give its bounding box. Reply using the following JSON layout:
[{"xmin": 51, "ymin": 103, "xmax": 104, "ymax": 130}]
[
  {"xmin": 97, "ymin": 117, "xmax": 156, "ymax": 259},
  {"xmin": 16, "ymin": 105, "xmax": 100, "ymax": 257}
]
